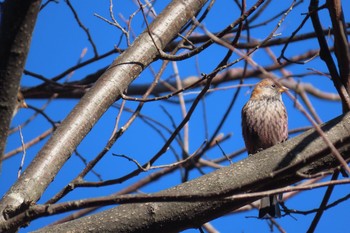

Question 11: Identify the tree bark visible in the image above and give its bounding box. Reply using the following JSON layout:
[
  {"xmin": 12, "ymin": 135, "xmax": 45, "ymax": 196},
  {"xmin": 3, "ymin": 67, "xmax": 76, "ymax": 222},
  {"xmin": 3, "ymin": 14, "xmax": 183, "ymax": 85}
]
[
  {"xmin": 0, "ymin": 0, "xmax": 41, "ymax": 163},
  {"xmin": 0, "ymin": 0, "xmax": 208, "ymax": 229},
  {"xmin": 34, "ymin": 112, "xmax": 350, "ymax": 233}
]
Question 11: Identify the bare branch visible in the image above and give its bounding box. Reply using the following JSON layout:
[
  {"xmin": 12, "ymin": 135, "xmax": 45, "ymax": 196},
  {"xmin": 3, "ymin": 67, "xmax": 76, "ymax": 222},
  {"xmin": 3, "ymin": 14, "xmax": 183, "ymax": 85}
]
[
  {"xmin": 0, "ymin": 1, "xmax": 209, "ymax": 230},
  {"xmin": 26, "ymin": 112, "xmax": 350, "ymax": 233}
]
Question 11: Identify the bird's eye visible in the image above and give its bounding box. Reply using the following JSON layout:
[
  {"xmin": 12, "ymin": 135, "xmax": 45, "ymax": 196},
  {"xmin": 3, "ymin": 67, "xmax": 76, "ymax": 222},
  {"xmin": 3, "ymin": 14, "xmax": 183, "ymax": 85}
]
[{"xmin": 271, "ymin": 84, "xmax": 276, "ymax": 88}]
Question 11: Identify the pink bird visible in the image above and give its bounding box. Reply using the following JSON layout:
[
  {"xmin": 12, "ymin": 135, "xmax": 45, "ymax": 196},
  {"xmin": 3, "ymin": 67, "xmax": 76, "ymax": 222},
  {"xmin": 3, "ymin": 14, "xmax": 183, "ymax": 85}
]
[{"xmin": 241, "ymin": 78, "xmax": 288, "ymax": 218}]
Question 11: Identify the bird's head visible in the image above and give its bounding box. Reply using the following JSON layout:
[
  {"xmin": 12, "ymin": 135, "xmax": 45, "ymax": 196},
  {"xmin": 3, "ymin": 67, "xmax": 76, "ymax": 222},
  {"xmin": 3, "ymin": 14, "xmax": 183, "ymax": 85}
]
[{"xmin": 250, "ymin": 79, "xmax": 288, "ymax": 100}]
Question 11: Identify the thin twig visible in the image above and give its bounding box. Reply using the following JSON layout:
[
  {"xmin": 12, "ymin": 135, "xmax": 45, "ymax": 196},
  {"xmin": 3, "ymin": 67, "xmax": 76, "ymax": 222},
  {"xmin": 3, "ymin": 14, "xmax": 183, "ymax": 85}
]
[
  {"xmin": 17, "ymin": 126, "xmax": 26, "ymax": 178},
  {"xmin": 65, "ymin": 0, "xmax": 98, "ymax": 57},
  {"xmin": 3, "ymin": 128, "xmax": 54, "ymax": 161},
  {"xmin": 306, "ymin": 172, "xmax": 339, "ymax": 233},
  {"xmin": 172, "ymin": 61, "xmax": 189, "ymax": 155}
]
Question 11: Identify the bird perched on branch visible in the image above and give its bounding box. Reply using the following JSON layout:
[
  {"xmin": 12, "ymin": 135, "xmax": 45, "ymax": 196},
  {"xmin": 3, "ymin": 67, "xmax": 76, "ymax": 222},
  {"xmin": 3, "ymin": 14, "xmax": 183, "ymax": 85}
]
[{"xmin": 241, "ymin": 78, "xmax": 288, "ymax": 218}]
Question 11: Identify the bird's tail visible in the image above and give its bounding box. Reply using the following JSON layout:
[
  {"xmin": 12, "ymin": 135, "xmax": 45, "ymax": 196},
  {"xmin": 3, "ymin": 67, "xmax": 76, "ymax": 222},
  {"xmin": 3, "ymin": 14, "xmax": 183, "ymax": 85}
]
[{"xmin": 258, "ymin": 195, "xmax": 281, "ymax": 218}]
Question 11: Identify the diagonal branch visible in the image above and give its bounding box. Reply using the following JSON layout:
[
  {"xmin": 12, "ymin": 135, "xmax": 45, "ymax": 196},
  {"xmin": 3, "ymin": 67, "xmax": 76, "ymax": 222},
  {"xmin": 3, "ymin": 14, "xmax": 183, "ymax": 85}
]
[
  {"xmin": 326, "ymin": 0, "xmax": 350, "ymax": 95},
  {"xmin": 0, "ymin": 0, "xmax": 209, "ymax": 230},
  {"xmin": 32, "ymin": 111, "xmax": 350, "ymax": 233},
  {"xmin": 309, "ymin": 0, "xmax": 350, "ymax": 111}
]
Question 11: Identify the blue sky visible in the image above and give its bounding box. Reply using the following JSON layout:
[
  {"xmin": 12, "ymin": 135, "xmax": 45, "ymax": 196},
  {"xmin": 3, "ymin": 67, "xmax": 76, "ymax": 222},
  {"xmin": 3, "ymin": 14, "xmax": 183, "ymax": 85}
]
[{"xmin": 2, "ymin": 0, "xmax": 350, "ymax": 232}]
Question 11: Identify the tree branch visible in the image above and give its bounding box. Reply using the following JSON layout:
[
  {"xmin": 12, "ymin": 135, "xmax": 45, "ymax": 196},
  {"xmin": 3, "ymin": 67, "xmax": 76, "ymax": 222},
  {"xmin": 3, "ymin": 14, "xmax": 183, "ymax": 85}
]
[
  {"xmin": 32, "ymin": 112, "xmax": 350, "ymax": 233},
  {"xmin": 326, "ymin": 0, "xmax": 350, "ymax": 95},
  {"xmin": 0, "ymin": 0, "xmax": 209, "ymax": 230},
  {"xmin": 0, "ymin": 0, "xmax": 41, "ymax": 163}
]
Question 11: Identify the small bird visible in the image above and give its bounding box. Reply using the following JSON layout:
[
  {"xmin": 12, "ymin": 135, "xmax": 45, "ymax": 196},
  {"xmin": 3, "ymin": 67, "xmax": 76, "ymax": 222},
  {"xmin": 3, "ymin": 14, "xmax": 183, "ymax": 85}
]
[{"xmin": 241, "ymin": 78, "xmax": 288, "ymax": 218}]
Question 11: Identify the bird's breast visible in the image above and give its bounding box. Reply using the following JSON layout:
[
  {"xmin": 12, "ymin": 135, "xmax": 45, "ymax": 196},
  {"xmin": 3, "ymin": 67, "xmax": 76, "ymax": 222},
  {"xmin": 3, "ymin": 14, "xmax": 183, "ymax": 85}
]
[{"xmin": 242, "ymin": 98, "xmax": 288, "ymax": 154}]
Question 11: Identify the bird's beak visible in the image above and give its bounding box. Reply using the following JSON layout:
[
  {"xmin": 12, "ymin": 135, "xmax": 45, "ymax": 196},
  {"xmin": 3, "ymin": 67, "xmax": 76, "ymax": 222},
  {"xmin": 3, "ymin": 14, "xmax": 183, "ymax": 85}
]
[{"xmin": 278, "ymin": 86, "xmax": 288, "ymax": 93}]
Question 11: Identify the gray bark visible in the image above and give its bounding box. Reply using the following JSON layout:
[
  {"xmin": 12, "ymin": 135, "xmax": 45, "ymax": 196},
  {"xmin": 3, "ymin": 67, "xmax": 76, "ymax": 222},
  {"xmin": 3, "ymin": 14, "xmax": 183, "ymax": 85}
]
[
  {"xmin": 0, "ymin": 0, "xmax": 41, "ymax": 165},
  {"xmin": 34, "ymin": 112, "xmax": 350, "ymax": 233},
  {"xmin": 0, "ymin": 0, "xmax": 208, "ymax": 228}
]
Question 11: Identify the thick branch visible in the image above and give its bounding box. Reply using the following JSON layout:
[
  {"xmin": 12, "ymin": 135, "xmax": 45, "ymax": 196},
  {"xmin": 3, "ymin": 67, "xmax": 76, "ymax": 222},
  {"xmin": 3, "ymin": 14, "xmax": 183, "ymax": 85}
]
[
  {"xmin": 0, "ymin": 0, "xmax": 41, "ymax": 160},
  {"xmin": 327, "ymin": 0, "xmax": 350, "ymax": 95},
  {"xmin": 0, "ymin": 0, "xmax": 208, "ymax": 229},
  {"xmin": 309, "ymin": 0, "xmax": 350, "ymax": 111},
  {"xmin": 34, "ymin": 112, "xmax": 350, "ymax": 233}
]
